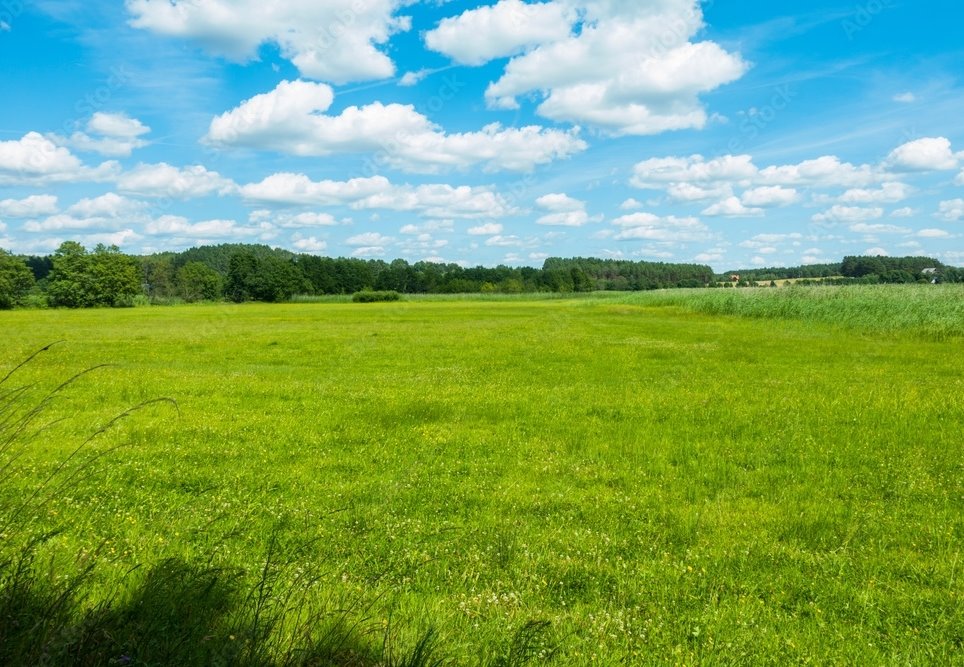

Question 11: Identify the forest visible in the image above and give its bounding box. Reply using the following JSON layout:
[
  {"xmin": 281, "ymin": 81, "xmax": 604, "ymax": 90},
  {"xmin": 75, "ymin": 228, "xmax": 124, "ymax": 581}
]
[{"xmin": 0, "ymin": 242, "xmax": 960, "ymax": 308}]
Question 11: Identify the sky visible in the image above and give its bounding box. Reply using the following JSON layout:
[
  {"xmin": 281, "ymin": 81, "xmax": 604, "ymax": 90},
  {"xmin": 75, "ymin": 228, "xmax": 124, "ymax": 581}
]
[{"xmin": 0, "ymin": 0, "xmax": 962, "ymax": 271}]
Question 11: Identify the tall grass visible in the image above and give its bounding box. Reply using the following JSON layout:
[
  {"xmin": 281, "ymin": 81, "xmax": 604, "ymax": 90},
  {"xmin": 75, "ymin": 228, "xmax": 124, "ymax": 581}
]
[{"xmin": 618, "ymin": 284, "xmax": 964, "ymax": 338}]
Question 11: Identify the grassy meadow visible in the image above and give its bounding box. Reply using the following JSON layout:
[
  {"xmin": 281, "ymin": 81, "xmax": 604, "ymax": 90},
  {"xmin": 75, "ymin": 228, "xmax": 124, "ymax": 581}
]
[{"xmin": 1, "ymin": 286, "xmax": 963, "ymax": 664}]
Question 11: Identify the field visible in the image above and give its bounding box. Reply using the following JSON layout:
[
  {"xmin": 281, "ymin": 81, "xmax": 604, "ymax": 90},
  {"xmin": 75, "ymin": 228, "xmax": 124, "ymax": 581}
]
[{"xmin": 2, "ymin": 286, "xmax": 963, "ymax": 664}]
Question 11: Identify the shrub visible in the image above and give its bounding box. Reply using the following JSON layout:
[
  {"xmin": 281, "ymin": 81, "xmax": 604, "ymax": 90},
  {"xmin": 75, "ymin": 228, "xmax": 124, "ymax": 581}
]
[{"xmin": 352, "ymin": 290, "xmax": 401, "ymax": 303}]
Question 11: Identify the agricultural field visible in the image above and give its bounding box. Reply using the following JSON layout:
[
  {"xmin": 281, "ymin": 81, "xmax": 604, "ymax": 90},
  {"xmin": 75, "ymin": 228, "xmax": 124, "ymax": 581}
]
[{"xmin": 2, "ymin": 286, "xmax": 963, "ymax": 665}]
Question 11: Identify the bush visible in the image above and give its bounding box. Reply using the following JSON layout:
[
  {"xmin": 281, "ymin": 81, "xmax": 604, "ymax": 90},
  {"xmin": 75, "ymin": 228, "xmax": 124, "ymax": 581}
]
[{"xmin": 352, "ymin": 290, "xmax": 401, "ymax": 303}]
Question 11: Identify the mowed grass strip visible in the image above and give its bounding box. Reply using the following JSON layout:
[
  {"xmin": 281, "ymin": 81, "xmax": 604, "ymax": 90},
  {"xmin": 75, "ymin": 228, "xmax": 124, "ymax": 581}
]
[{"xmin": 1, "ymin": 295, "xmax": 962, "ymax": 664}]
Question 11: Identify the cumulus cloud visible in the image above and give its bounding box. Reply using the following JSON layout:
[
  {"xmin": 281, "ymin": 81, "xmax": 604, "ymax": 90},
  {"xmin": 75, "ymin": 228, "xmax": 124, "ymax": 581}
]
[
  {"xmin": 632, "ymin": 154, "xmax": 757, "ymax": 189},
  {"xmin": 848, "ymin": 223, "xmax": 911, "ymax": 235},
  {"xmin": 425, "ymin": 0, "xmax": 573, "ymax": 66},
  {"xmin": 834, "ymin": 182, "xmax": 912, "ymax": 204},
  {"xmin": 890, "ymin": 207, "xmax": 916, "ymax": 218},
  {"xmin": 241, "ymin": 173, "xmax": 393, "ymax": 206},
  {"xmin": 918, "ymin": 228, "xmax": 950, "ymax": 238},
  {"xmin": 758, "ymin": 156, "xmax": 881, "ymax": 187},
  {"xmin": 438, "ymin": 1, "xmax": 748, "ymax": 135},
  {"xmin": 22, "ymin": 193, "xmax": 149, "ymax": 233},
  {"xmin": 612, "ymin": 213, "xmax": 711, "ymax": 242},
  {"xmin": 666, "ymin": 183, "xmax": 733, "ymax": 202},
  {"xmin": 468, "ymin": 223, "xmax": 504, "ymax": 236},
  {"xmin": 145, "ymin": 217, "xmax": 259, "ymax": 239},
  {"xmin": 937, "ymin": 199, "xmax": 964, "ymax": 222},
  {"xmin": 126, "ymin": 0, "xmax": 410, "ymax": 84},
  {"xmin": 292, "ymin": 236, "xmax": 328, "ymax": 253},
  {"xmin": 241, "ymin": 172, "xmax": 516, "ymax": 220},
  {"xmin": 0, "ymin": 132, "xmax": 119, "ymax": 185},
  {"xmin": 956, "ymin": 170, "xmax": 964, "ymax": 186},
  {"xmin": 740, "ymin": 186, "xmax": 800, "ymax": 207},
  {"xmin": 54, "ymin": 113, "xmax": 151, "ymax": 157},
  {"xmin": 67, "ymin": 193, "xmax": 147, "ymax": 218},
  {"xmin": 117, "ymin": 163, "xmax": 237, "ymax": 199},
  {"xmin": 812, "ymin": 206, "xmax": 884, "ymax": 224},
  {"xmin": 534, "ymin": 192, "xmax": 599, "ymax": 227},
  {"xmin": 620, "ymin": 198, "xmax": 643, "ymax": 210},
  {"xmin": 249, "ymin": 210, "xmax": 339, "ymax": 229},
  {"xmin": 0, "ymin": 195, "xmax": 59, "ymax": 218},
  {"xmin": 205, "ymin": 80, "xmax": 586, "ymax": 173},
  {"xmin": 887, "ymin": 137, "xmax": 959, "ymax": 171},
  {"xmin": 701, "ymin": 197, "xmax": 763, "ymax": 217}
]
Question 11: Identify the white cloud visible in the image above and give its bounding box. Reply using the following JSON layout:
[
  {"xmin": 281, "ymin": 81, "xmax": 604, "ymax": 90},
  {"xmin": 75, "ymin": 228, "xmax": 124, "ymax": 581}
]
[
  {"xmin": 848, "ymin": 223, "xmax": 911, "ymax": 235},
  {"xmin": 891, "ymin": 207, "xmax": 916, "ymax": 218},
  {"xmin": 893, "ymin": 92, "xmax": 916, "ymax": 103},
  {"xmin": 865, "ymin": 247, "xmax": 889, "ymax": 257},
  {"xmin": 937, "ymin": 199, "xmax": 964, "ymax": 222},
  {"xmin": 241, "ymin": 172, "xmax": 516, "ymax": 220},
  {"xmin": 956, "ymin": 170, "xmax": 964, "ymax": 186},
  {"xmin": 67, "ymin": 193, "xmax": 147, "ymax": 218},
  {"xmin": 740, "ymin": 186, "xmax": 800, "ymax": 207},
  {"xmin": 701, "ymin": 197, "xmax": 763, "ymax": 218},
  {"xmin": 536, "ymin": 193, "xmax": 584, "ymax": 212},
  {"xmin": 739, "ymin": 232, "xmax": 804, "ymax": 250},
  {"xmin": 292, "ymin": 236, "xmax": 328, "ymax": 253},
  {"xmin": 145, "ymin": 217, "xmax": 257, "ymax": 239},
  {"xmin": 425, "ymin": 0, "xmax": 573, "ymax": 66},
  {"xmin": 127, "ymin": 0, "xmax": 410, "ymax": 84},
  {"xmin": 249, "ymin": 210, "xmax": 339, "ymax": 229},
  {"xmin": 537, "ymin": 210, "xmax": 594, "ymax": 227},
  {"xmin": 118, "ymin": 163, "xmax": 236, "ymax": 199},
  {"xmin": 399, "ymin": 69, "xmax": 430, "ymax": 87},
  {"xmin": 468, "ymin": 223, "xmax": 503, "ymax": 236},
  {"xmin": 474, "ymin": 1, "xmax": 746, "ymax": 135},
  {"xmin": 23, "ymin": 193, "xmax": 150, "ymax": 233},
  {"xmin": 887, "ymin": 137, "xmax": 959, "ymax": 171},
  {"xmin": 534, "ymin": 192, "xmax": 598, "ymax": 226},
  {"xmin": 0, "ymin": 21, "xmax": 10, "ymax": 32},
  {"xmin": 666, "ymin": 182, "xmax": 733, "ymax": 202},
  {"xmin": 620, "ymin": 198, "xmax": 643, "ymax": 210},
  {"xmin": 55, "ymin": 113, "xmax": 151, "ymax": 157},
  {"xmin": 918, "ymin": 228, "xmax": 950, "ymax": 238},
  {"xmin": 632, "ymin": 154, "xmax": 757, "ymax": 188},
  {"xmin": 694, "ymin": 252, "xmax": 723, "ymax": 263},
  {"xmin": 612, "ymin": 213, "xmax": 711, "ymax": 242},
  {"xmin": 205, "ymin": 79, "xmax": 586, "ymax": 173},
  {"xmin": 0, "ymin": 132, "xmax": 119, "ymax": 185},
  {"xmin": 812, "ymin": 206, "xmax": 884, "ymax": 224},
  {"xmin": 485, "ymin": 235, "xmax": 526, "ymax": 247},
  {"xmin": 835, "ymin": 182, "xmax": 912, "ymax": 204},
  {"xmin": 0, "ymin": 195, "xmax": 59, "ymax": 218},
  {"xmin": 759, "ymin": 155, "xmax": 881, "ymax": 187},
  {"xmin": 346, "ymin": 232, "xmax": 394, "ymax": 247},
  {"xmin": 241, "ymin": 173, "xmax": 393, "ymax": 206}
]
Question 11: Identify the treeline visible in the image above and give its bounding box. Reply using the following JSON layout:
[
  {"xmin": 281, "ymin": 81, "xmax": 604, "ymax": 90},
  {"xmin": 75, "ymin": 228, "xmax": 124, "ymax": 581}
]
[
  {"xmin": 724, "ymin": 256, "xmax": 962, "ymax": 285},
  {"xmin": 1, "ymin": 243, "xmax": 960, "ymax": 309}
]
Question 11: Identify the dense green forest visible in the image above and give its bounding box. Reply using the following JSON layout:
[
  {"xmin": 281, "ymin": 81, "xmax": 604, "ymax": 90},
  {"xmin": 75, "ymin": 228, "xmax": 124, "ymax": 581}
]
[{"xmin": 0, "ymin": 242, "xmax": 960, "ymax": 308}]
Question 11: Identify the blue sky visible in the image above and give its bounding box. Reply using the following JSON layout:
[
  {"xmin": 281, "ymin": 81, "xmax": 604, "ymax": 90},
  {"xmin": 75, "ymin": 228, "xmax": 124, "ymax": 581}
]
[{"xmin": 0, "ymin": 0, "xmax": 962, "ymax": 270}]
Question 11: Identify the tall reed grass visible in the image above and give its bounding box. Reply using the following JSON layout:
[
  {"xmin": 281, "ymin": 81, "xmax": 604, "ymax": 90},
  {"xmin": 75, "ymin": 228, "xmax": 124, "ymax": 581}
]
[{"xmin": 619, "ymin": 284, "xmax": 964, "ymax": 339}]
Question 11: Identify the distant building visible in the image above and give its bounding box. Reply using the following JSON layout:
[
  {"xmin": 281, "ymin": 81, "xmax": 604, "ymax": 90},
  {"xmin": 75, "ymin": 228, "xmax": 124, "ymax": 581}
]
[{"xmin": 729, "ymin": 274, "xmax": 741, "ymax": 282}]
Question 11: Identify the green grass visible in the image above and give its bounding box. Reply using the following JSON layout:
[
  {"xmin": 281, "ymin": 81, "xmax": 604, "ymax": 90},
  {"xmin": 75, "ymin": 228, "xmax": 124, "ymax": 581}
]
[
  {"xmin": 619, "ymin": 284, "xmax": 964, "ymax": 339},
  {"xmin": 1, "ymin": 290, "xmax": 963, "ymax": 664}
]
